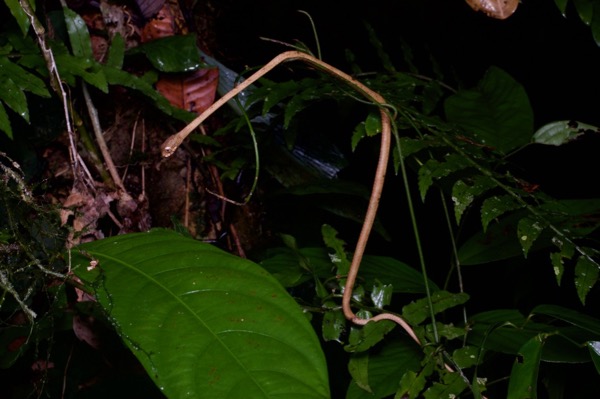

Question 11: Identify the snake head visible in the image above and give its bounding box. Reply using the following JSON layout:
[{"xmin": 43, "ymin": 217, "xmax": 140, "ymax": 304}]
[{"xmin": 161, "ymin": 136, "xmax": 179, "ymax": 158}]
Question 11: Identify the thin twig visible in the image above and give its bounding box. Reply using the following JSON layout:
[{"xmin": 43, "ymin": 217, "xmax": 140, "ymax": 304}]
[
  {"xmin": 19, "ymin": 0, "xmax": 80, "ymax": 181},
  {"xmin": 82, "ymin": 83, "xmax": 129, "ymax": 197}
]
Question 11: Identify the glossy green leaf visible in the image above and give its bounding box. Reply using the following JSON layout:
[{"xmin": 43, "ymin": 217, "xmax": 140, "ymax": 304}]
[
  {"xmin": 507, "ymin": 334, "xmax": 546, "ymax": 399},
  {"xmin": 592, "ymin": 2, "xmax": 600, "ymax": 45},
  {"xmin": 468, "ymin": 310, "xmax": 541, "ymax": 356},
  {"xmin": 370, "ymin": 281, "xmax": 393, "ymax": 309},
  {"xmin": 451, "ymin": 176, "xmax": 496, "ymax": 223},
  {"xmin": 359, "ymin": 256, "xmax": 439, "ymax": 294},
  {"xmin": 134, "ymin": 34, "xmax": 202, "ymax": 73},
  {"xmin": 322, "ymin": 307, "xmax": 346, "ymax": 343},
  {"xmin": 531, "ymin": 304, "xmax": 600, "ymax": 335},
  {"xmin": 532, "ymin": 120, "xmax": 599, "ymax": 146},
  {"xmin": 445, "ymin": 66, "xmax": 533, "ymax": 154},
  {"xmin": 258, "ymin": 80, "xmax": 302, "ymax": 115},
  {"xmin": 5, "ymin": 0, "xmax": 31, "ymax": 35},
  {"xmin": 459, "ymin": 211, "xmax": 552, "ymax": 265},
  {"xmin": 396, "ymin": 136, "xmax": 438, "ymax": 158},
  {"xmin": 63, "ymin": 7, "xmax": 93, "ymax": 59},
  {"xmin": 315, "ymin": 200, "xmax": 391, "ymax": 241},
  {"xmin": 395, "ymin": 365, "xmax": 432, "ymax": 399},
  {"xmin": 418, "ymin": 154, "xmax": 469, "ymax": 200},
  {"xmin": 321, "ymin": 224, "xmax": 351, "ymax": 276},
  {"xmin": 587, "ymin": 341, "xmax": 600, "ymax": 373},
  {"xmin": 348, "ymin": 354, "xmax": 372, "ymax": 393},
  {"xmin": 554, "ymin": 0, "xmax": 569, "ymax": 15},
  {"xmin": 54, "ymin": 53, "xmax": 108, "ymax": 93},
  {"xmin": 402, "ymin": 291, "xmax": 469, "ymax": 326},
  {"xmin": 425, "ymin": 322, "xmax": 466, "ymax": 341},
  {"xmin": 106, "ymin": 33, "xmax": 125, "ymax": 69},
  {"xmin": 102, "ymin": 66, "xmax": 194, "ymax": 121},
  {"xmin": 573, "ymin": 0, "xmax": 594, "ymax": 25},
  {"xmin": 480, "ymin": 195, "xmax": 523, "ymax": 232},
  {"xmin": 0, "ymin": 77, "xmax": 28, "ymax": 122},
  {"xmin": 365, "ymin": 112, "xmax": 382, "ymax": 136},
  {"xmin": 345, "ymin": 319, "xmax": 396, "ymax": 353},
  {"xmin": 517, "ymin": 217, "xmax": 546, "ymax": 257},
  {"xmin": 574, "ymin": 255, "xmax": 599, "ymax": 304},
  {"xmin": 263, "ymin": 245, "xmax": 436, "ymax": 294},
  {"xmin": 0, "ymin": 103, "xmax": 12, "ymax": 139},
  {"xmin": 0, "ymin": 57, "xmax": 50, "ymax": 98},
  {"xmin": 423, "ymin": 372, "xmax": 468, "ymax": 399},
  {"xmin": 540, "ymin": 198, "xmax": 600, "ymax": 236},
  {"xmin": 541, "ymin": 328, "xmax": 596, "ymax": 363},
  {"xmin": 550, "ymin": 252, "xmax": 566, "ymax": 286},
  {"xmin": 346, "ymin": 340, "xmax": 421, "ymax": 399},
  {"xmin": 284, "ymin": 86, "xmax": 322, "ymax": 128},
  {"xmin": 452, "ymin": 346, "xmax": 481, "ymax": 368},
  {"xmin": 352, "ymin": 112, "xmax": 383, "ymax": 151},
  {"xmin": 72, "ymin": 230, "xmax": 330, "ymax": 399},
  {"xmin": 469, "ymin": 307, "xmax": 599, "ymax": 364}
]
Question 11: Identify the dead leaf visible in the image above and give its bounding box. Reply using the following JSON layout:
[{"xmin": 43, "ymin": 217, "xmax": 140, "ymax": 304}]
[
  {"xmin": 156, "ymin": 67, "xmax": 219, "ymax": 114},
  {"xmin": 140, "ymin": 1, "xmax": 187, "ymax": 42},
  {"xmin": 465, "ymin": 0, "xmax": 518, "ymax": 19}
]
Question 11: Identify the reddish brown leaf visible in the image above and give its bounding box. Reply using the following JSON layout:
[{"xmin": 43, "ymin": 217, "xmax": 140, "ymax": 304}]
[
  {"xmin": 140, "ymin": 1, "xmax": 188, "ymax": 42},
  {"xmin": 465, "ymin": 0, "xmax": 518, "ymax": 19},
  {"xmin": 156, "ymin": 67, "xmax": 219, "ymax": 114}
]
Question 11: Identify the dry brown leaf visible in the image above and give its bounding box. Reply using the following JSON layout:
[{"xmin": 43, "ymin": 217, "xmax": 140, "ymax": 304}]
[
  {"xmin": 156, "ymin": 67, "xmax": 219, "ymax": 114},
  {"xmin": 465, "ymin": 0, "xmax": 518, "ymax": 19},
  {"xmin": 140, "ymin": 1, "xmax": 187, "ymax": 42}
]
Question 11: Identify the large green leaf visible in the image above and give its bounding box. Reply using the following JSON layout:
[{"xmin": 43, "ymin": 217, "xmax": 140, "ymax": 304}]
[
  {"xmin": 5, "ymin": 0, "xmax": 31, "ymax": 35},
  {"xmin": 133, "ymin": 34, "xmax": 203, "ymax": 73},
  {"xmin": 0, "ymin": 57, "xmax": 50, "ymax": 98},
  {"xmin": 532, "ymin": 120, "xmax": 599, "ymax": 146},
  {"xmin": 402, "ymin": 291, "xmax": 469, "ymax": 326},
  {"xmin": 574, "ymin": 254, "xmax": 600, "ymax": 304},
  {"xmin": 0, "ymin": 102, "xmax": 12, "ymax": 138},
  {"xmin": 0, "ymin": 77, "xmax": 28, "ymax": 122},
  {"xmin": 345, "ymin": 340, "xmax": 421, "ymax": 399},
  {"xmin": 531, "ymin": 304, "xmax": 600, "ymax": 335},
  {"xmin": 444, "ymin": 66, "xmax": 533, "ymax": 154},
  {"xmin": 62, "ymin": 6, "xmax": 93, "ymax": 60},
  {"xmin": 72, "ymin": 229, "xmax": 330, "ymax": 399},
  {"xmin": 507, "ymin": 334, "xmax": 546, "ymax": 399}
]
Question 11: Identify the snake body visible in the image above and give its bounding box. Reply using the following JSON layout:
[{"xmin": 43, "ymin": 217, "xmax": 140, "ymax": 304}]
[{"xmin": 161, "ymin": 50, "xmax": 419, "ymax": 343}]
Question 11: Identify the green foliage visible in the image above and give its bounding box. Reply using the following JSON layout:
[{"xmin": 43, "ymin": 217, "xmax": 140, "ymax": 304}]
[
  {"xmin": 554, "ymin": 0, "xmax": 600, "ymax": 45},
  {"xmin": 71, "ymin": 230, "xmax": 329, "ymax": 398},
  {"xmin": 2, "ymin": 1, "xmax": 600, "ymax": 398},
  {"xmin": 0, "ymin": 37, "xmax": 51, "ymax": 138},
  {"xmin": 444, "ymin": 66, "xmax": 534, "ymax": 154},
  {"xmin": 0, "ymin": 0, "xmax": 199, "ymax": 140}
]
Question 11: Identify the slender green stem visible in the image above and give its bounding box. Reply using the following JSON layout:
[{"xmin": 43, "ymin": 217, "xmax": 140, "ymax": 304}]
[
  {"xmin": 439, "ymin": 191, "xmax": 468, "ymax": 328},
  {"xmin": 391, "ymin": 114, "xmax": 439, "ymax": 343},
  {"xmin": 435, "ymin": 131, "xmax": 596, "ymax": 263},
  {"xmin": 297, "ymin": 10, "xmax": 322, "ymax": 60}
]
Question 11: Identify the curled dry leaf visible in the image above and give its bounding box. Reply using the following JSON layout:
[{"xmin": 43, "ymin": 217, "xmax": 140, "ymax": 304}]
[
  {"xmin": 141, "ymin": 1, "xmax": 187, "ymax": 42},
  {"xmin": 465, "ymin": 0, "xmax": 518, "ymax": 19},
  {"xmin": 156, "ymin": 67, "xmax": 219, "ymax": 114}
]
